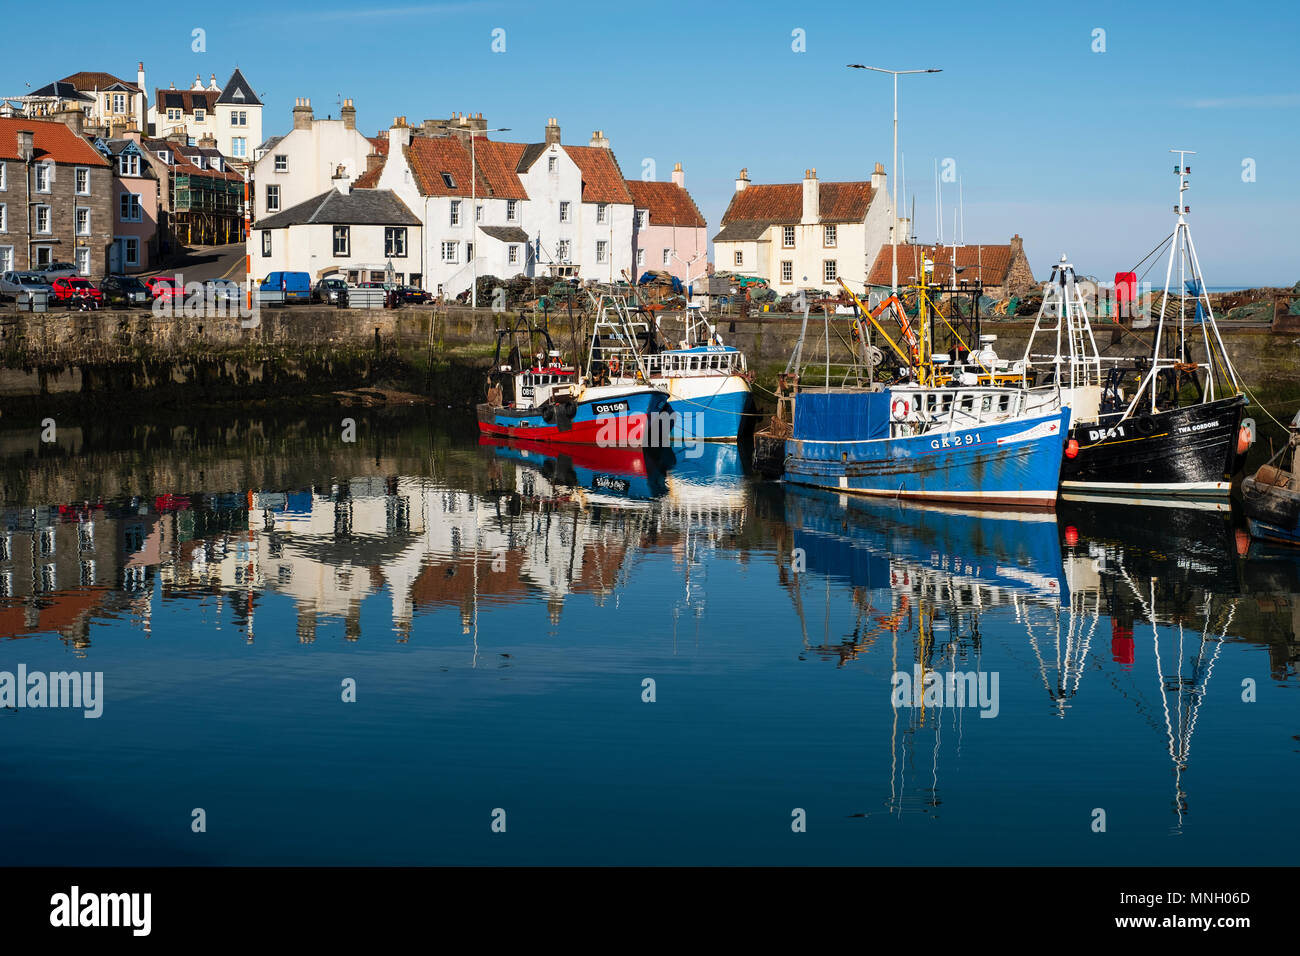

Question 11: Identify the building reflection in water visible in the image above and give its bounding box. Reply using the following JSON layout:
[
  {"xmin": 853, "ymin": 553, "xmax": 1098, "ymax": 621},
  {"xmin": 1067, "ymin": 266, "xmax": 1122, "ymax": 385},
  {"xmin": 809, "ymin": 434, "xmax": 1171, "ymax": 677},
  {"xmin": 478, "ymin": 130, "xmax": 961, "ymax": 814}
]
[{"xmin": 0, "ymin": 441, "xmax": 754, "ymax": 660}]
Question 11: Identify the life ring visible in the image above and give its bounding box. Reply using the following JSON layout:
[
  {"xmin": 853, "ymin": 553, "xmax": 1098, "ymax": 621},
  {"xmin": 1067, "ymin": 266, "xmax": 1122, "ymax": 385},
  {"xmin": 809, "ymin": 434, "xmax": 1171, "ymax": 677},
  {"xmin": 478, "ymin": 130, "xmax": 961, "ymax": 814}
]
[
  {"xmin": 608, "ymin": 357, "xmax": 621, "ymax": 376},
  {"xmin": 891, "ymin": 398, "xmax": 910, "ymax": 421}
]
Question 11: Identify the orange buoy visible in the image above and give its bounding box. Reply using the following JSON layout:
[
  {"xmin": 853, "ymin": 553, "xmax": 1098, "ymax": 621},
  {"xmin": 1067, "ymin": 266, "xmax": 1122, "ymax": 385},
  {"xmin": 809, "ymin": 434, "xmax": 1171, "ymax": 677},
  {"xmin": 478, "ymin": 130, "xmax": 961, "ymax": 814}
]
[
  {"xmin": 1065, "ymin": 439, "xmax": 1080, "ymax": 458},
  {"xmin": 1064, "ymin": 525, "xmax": 1079, "ymax": 546},
  {"xmin": 1236, "ymin": 424, "xmax": 1253, "ymax": 455}
]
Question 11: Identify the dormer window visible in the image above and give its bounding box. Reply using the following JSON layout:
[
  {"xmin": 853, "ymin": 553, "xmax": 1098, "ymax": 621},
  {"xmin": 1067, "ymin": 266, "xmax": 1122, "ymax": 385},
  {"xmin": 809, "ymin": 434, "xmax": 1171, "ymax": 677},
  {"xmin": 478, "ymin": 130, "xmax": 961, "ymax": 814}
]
[
  {"xmin": 441, "ymin": 172, "xmax": 456, "ymax": 189},
  {"xmin": 118, "ymin": 153, "xmax": 140, "ymax": 177}
]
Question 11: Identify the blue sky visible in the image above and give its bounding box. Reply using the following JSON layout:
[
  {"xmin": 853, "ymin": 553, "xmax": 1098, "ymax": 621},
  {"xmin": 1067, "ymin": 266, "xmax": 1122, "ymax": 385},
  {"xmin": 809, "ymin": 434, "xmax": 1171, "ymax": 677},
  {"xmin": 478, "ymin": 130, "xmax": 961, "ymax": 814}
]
[{"xmin": 6, "ymin": 0, "xmax": 1297, "ymax": 285}]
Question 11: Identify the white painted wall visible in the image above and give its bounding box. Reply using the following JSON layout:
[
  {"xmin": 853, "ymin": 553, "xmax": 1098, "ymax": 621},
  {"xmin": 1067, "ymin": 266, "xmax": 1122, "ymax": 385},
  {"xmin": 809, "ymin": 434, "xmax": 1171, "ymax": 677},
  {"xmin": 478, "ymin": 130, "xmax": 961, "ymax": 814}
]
[
  {"xmin": 251, "ymin": 219, "xmax": 421, "ymax": 283},
  {"xmin": 251, "ymin": 119, "xmax": 373, "ymax": 220}
]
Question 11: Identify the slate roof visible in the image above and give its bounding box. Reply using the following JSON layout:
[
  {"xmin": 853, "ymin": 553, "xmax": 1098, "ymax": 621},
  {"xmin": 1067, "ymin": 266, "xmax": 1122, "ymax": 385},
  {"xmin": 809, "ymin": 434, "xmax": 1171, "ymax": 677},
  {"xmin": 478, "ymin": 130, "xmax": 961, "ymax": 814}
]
[
  {"xmin": 255, "ymin": 189, "xmax": 420, "ymax": 229},
  {"xmin": 711, "ymin": 221, "xmax": 772, "ymax": 243},
  {"xmin": 719, "ymin": 181, "xmax": 874, "ymax": 227},
  {"xmin": 515, "ymin": 142, "xmax": 548, "ymax": 173},
  {"xmin": 155, "ymin": 89, "xmax": 218, "ymax": 114},
  {"xmin": 0, "ymin": 117, "xmax": 109, "ymax": 165},
  {"xmin": 865, "ymin": 243, "xmax": 1017, "ymax": 287},
  {"xmin": 626, "ymin": 179, "xmax": 706, "ymax": 228},
  {"xmin": 216, "ymin": 69, "xmax": 261, "ymax": 106},
  {"xmin": 479, "ymin": 226, "xmax": 530, "ymax": 243},
  {"xmin": 258, "ymin": 134, "xmax": 285, "ymax": 153},
  {"xmin": 564, "ymin": 144, "xmax": 633, "ymax": 204},
  {"xmin": 28, "ymin": 81, "xmax": 94, "ymax": 103},
  {"xmin": 61, "ymin": 72, "xmax": 140, "ymax": 93}
]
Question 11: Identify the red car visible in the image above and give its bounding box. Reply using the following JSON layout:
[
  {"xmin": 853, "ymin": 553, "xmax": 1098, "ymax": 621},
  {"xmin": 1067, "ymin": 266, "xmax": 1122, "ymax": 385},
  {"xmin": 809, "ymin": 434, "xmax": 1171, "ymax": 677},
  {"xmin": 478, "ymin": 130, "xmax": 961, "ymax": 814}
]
[
  {"xmin": 49, "ymin": 277, "xmax": 104, "ymax": 303},
  {"xmin": 145, "ymin": 275, "xmax": 182, "ymax": 300}
]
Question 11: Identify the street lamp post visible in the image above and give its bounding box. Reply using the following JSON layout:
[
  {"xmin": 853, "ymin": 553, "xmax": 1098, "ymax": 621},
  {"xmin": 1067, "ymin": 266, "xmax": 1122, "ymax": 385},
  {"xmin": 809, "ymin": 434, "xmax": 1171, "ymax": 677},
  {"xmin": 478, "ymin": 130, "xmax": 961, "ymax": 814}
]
[
  {"xmin": 432, "ymin": 123, "xmax": 511, "ymax": 309},
  {"xmin": 847, "ymin": 65, "xmax": 940, "ymax": 296}
]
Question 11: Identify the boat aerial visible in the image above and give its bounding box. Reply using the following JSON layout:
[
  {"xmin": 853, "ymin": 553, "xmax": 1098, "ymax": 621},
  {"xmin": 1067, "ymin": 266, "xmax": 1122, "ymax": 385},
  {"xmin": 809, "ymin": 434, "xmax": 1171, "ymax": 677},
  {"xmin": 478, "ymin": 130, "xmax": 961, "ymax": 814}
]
[
  {"xmin": 590, "ymin": 291, "xmax": 755, "ymax": 443},
  {"xmin": 476, "ymin": 311, "xmax": 669, "ymax": 447},
  {"xmin": 1023, "ymin": 151, "xmax": 1254, "ymax": 497}
]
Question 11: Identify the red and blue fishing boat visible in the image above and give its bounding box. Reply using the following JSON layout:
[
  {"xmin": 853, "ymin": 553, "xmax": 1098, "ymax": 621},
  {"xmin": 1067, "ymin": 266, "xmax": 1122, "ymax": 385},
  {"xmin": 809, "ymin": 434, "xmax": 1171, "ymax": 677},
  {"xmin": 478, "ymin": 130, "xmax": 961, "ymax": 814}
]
[{"xmin": 476, "ymin": 314, "xmax": 668, "ymax": 447}]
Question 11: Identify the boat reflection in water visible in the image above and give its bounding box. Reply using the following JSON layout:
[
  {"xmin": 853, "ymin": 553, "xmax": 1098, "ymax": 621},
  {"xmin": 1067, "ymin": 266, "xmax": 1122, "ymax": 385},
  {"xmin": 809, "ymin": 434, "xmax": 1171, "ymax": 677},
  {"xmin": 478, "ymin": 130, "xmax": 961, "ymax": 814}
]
[
  {"xmin": 2, "ymin": 409, "xmax": 1298, "ymax": 863},
  {"xmin": 1059, "ymin": 496, "xmax": 1254, "ymax": 827},
  {"xmin": 780, "ymin": 486, "xmax": 1066, "ymax": 814}
]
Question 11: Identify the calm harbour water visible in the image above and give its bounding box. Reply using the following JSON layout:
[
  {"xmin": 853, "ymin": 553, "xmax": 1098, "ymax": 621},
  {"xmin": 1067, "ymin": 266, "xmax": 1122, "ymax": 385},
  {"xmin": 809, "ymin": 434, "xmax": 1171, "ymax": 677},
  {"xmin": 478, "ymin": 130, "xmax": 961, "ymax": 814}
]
[{"xmin": 0, "ymin": 406, "xmax": 1296, "ymax": 866}]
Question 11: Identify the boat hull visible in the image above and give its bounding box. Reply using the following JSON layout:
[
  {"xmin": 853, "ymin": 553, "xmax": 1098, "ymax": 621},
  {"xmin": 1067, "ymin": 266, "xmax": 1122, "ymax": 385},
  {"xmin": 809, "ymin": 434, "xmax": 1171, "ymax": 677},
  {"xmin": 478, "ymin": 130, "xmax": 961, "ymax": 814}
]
[
  {"xmin": 656, "ymin": 374, "xmax": 754, "ymax": 442},
  {"xmin": 784, "ymin": 403, "xmax": 1072, "ymax": 507},
  {"xmin": 1061, "ymin": 394, "xmax": 1247, "ymax": 496},
  {"xmin": 477, "ymin": 387, "xmax": 669, "ymax": 447},
  {"xmin": 1243, "ymin": 475, "xmax": 1300, "ymax": 546}
]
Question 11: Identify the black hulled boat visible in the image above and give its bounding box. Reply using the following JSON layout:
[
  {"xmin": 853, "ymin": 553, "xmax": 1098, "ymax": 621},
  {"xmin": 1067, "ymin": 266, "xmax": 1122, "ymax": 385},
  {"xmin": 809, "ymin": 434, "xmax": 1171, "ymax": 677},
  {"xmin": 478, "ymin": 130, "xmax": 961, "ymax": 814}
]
[{"xmin": 1023, "ymin": 151, "xmax": 1254, "ymax": 497}]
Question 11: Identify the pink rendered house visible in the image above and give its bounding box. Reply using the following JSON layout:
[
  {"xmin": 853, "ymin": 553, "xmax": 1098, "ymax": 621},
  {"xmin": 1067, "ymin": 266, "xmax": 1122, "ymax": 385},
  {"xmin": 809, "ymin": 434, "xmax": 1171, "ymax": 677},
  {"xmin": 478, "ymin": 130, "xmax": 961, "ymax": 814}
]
[
  {"xmin": 626, "ymin": 163, "xmax": 707, "ymax": 286},
  {"xmin": 97, "ymin": 130, "xmax": 160, "ymax": 273}
]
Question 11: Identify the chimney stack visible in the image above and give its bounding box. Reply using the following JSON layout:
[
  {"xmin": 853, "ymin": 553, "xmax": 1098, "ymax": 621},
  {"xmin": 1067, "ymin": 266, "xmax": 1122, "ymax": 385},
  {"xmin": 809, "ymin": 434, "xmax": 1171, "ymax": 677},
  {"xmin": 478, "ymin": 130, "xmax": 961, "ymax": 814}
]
[
  {"xmin": 192, "ymin": 73, "xmax": 203, "ymax": 91},
  {"xmin": 801, "ymin": 167, "xmax": 819, "ymax": 225},
  {"xmin": 333, "ymin": 163, "xmax": 351, "ymax": 195},
  {"xmin": 672, "ymin": 162, "xmax": 684, "ymax": 188},
  {"xmin": 589, "ymin": 129, "xmax": 609, "ymax": 149},
  {"xmin": 387, "ymin": 116, "xmax": 411, "ymax": 153},
  {"xmin": 871, "ymin": 161, "xmax": 886, "ymax": 193},
  {"xmin": 136, "ymin": 61, "xmax": 146, "ymax": 132},
  {"xmin": 1010, "ymin": 234, "xmax": 1024, "ymax": 256},
  {"xmin": 208, "ymin": 73, "xmax": 218, "ymax": 91},
  {"xmin": 57, "ymin": 105, "xmax": 84, "ymax": 137},
  {"xmin": 735, "ymin": 167, "xmax": 749, "ymax": 193},
  {"xmin": 292, "ymin": 97, "xmax": 314, "ymax": 130},
  {"xmin": 341, "ymin": 98, "xmax": 356, "ymax": 130},
  {"xmin": 544, "ymin": 117, "xmax": 561, "ymax": 145},
  {"xmin": 365, "ymin": 150, "xmax": 384, "ymax": 176},
  {"xmin": 15, "ymin": 130, "xmax": 34, "ymax": 163}
]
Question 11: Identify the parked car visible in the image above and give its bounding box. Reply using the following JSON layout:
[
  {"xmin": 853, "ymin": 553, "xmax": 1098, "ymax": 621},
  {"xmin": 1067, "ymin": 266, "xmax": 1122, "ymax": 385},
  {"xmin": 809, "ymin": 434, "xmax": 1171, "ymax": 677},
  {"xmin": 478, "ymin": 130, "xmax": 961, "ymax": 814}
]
[
  {"xmin": 312, "ymin": 277, "xmax": 349, "ymax": 304},
  {"xmin": 205, "ymin": 278, "xmax": 242, "ymax": 305},
  {"xmin": 0, "ymin": 271, "xmax": 54, "ymax": 297},
  {"xmin": 396, "ymin": 285, "xmax": 432, "ymax": 305},
  {"xmin": 259, "ymin": 271, "xmax": 312, "ymax": 303},
  {"xmin": 49, "ymin": 277, "xmax": 104, "ymax": 304},
  {"xmin": 38, "ymin": 261, "xmax": 79, "ymax": 280},
  {"xmin": 145, "ymin": 275, "xmax": 183, "ymax": 301},
  {"xmin": 99, "ymin": 275, "xmax": 150, "ymax": 306}
]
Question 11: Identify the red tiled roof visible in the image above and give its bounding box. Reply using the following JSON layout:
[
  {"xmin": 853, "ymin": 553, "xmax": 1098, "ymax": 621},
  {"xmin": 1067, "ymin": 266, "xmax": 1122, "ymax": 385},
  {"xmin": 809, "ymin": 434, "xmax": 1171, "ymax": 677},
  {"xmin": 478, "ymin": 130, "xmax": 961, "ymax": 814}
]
[
  {"xmin": 866, "ymin": 243, "xmax": 1015, "ymax": 287},
  {"xmin": 625, "ymin": 179, "xmax": 706, "ymax": 228},
  {"xmin": 367, "ymin": 136, "xmax": 389, "ymax": 156},
  {"xmin": 564, "ymin": 144, "xmax": 633, "ymax": 204},
  {"xmin": 721, "ymin": 181, "xmax": 874, "ymax": 224},
  {"xmin": 62, "ymin": 71, "xmax": 140, "ymax": 93},
  {"xmin": 0, "ymin": 117, "xmax": 109, "ymax": 165},
  {"xmin": 473, "ymin": 138, "xmax": 528, "ymax": 200},
  {"xmin": 352, "ymin": 158, "xmax": 385, "ymax": 189},
  {"xmin": 405, "ymin": 135, "xmax": 475, "ymax": 197}
]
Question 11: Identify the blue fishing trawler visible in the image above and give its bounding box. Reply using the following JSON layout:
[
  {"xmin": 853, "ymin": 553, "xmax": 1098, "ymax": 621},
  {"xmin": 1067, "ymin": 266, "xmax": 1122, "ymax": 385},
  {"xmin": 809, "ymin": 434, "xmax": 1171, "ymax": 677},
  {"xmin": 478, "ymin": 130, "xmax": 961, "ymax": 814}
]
[{"xmin": 783, "ymin": 388, "xmax": 1071, "ymax": 506}]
